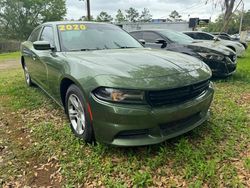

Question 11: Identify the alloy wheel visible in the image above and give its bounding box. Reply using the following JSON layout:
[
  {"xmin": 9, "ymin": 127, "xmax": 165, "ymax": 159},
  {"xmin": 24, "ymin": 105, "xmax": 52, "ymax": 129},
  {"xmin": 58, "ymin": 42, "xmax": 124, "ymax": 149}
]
[{"xmin": 67, "ymin": 94, "xmax": 86, "ymax": 135}]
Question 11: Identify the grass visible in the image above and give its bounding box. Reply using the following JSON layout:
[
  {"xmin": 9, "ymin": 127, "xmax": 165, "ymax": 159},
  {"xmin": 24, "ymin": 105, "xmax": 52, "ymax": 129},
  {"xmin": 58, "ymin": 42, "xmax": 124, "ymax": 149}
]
[
  {"xmin": 0, "ymin": 51, "xmax": 20, "ymax": 61},
  {"xmin": 0, "ymin": 49, "xmax": 249, "ymax": 187}
]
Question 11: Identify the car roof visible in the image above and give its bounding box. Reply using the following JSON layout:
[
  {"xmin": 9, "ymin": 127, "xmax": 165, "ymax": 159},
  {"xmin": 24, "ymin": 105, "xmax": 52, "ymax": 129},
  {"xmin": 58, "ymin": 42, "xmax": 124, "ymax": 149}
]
[
  {"xmin": 183, "ymin": 31, "xmax": 204, "ymax": 33},
  {"xmin": 130, "ymin": 29, "xmax": 173, "ymax": 32},
  {"xmin": 183, "ymin": 31, "xmax": 215, "ymax": 35},
  {"xmin": 41, "ymin": 21, "xmax": 112, "ymax": 26}
]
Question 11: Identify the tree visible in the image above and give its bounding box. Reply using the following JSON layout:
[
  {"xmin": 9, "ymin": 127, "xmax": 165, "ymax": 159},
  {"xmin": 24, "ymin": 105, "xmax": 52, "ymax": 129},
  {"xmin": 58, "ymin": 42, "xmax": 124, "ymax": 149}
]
[
  {"xmin": 115, "ymin": 9, "xmax": 126, "ymax": 23},
  {"xmin": 78, "ymin": 15, "xmax": 95, "ymax": 21},
  {"xmin": 205, "ymin": 13, "xmax": 240, "ymax": 34},
  {"xmin": 96, "ymin": 11, "xmax": 113, "ymax": 22},
  {"xmin": 125, "ymin": 7, "xmax": 139, "ymax": 22},
  {"xmin": 204, "ymin": 10, "xmax": 250, "ymax": 34},
  {"xmin": 169, "ymin": 10, "xmax": 182, "ymax": 22},
  {"xmin": 0, "ymin": 0, "xmax": 66, "ymax": 40},
  {"xmin": 139, "ymin": 8, "xmax": 152, "ymax": 22},
  {"xmin": 207, "ymin": 0, "xmax": 236, "ymax": 32},
  {"xmin": 242, "ymin": 10, "xmax": 250, "ymax": 30}
]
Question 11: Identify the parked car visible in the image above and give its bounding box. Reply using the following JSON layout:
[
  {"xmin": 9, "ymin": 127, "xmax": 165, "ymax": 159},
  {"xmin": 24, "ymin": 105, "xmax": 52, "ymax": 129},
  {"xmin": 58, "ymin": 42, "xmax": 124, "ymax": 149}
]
[
  {"xmin": 183, "ymin": 31, "xmax": 245, "ymax": 57},
  {"xmin": 246, "ymin": 32, "xmax": 250, "ymax": 42},
  {"xmin": 21, "ymin": 21, "xmax": 214, "ymax": 146},
  {"xmin": 212, "ymin": 32, "xmax": 248, "ymax": 49},
  {"xmin": 130, "ymin": 29, "xmax": 237, "ymax": 77}
]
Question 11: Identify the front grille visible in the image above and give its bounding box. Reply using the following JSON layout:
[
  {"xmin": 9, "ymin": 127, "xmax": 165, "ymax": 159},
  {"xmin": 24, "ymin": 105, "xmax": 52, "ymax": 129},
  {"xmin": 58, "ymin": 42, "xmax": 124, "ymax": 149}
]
[
  {"xmin": 115, "ymin": 129, "xmax": 149, "ymax": 139},
  {"xmin": 159, "ymin": 112, "xmax": 200, "ymax": 134},
  {"xmin": 147, "ymin": 80, "xmax": 210, "ymax": 107}
]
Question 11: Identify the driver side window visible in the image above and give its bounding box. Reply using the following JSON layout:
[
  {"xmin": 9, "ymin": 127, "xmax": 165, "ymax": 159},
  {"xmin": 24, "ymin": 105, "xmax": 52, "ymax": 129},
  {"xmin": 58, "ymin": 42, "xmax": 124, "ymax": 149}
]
[
  {"xmin": 40, "ymin": 26, "xmax": 55, "ymax": 45},
  {"xmin": 28, "ymin": 27, "xmax": 42, "ymax": 42},
  {"xmin": 142, "ymin": 32, "xmax": 163, "ymax": 43}
]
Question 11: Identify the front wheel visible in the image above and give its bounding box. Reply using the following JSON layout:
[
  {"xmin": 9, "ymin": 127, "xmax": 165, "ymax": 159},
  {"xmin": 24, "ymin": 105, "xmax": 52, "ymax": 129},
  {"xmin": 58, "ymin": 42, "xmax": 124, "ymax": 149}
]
[
  {"xmin": 23, "ymin": 65, "xmax": 34, "ymax": 87},
  {"xmin": 65, "ymin": 84, "xmax": 94, "ymax": 143}
]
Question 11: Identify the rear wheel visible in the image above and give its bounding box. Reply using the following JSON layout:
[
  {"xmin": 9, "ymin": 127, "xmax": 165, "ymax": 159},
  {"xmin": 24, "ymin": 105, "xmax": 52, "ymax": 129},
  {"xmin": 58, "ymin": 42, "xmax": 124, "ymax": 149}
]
[{"xmin": 65, "ymin": 84, "xmax": 94, "ymax": 143}]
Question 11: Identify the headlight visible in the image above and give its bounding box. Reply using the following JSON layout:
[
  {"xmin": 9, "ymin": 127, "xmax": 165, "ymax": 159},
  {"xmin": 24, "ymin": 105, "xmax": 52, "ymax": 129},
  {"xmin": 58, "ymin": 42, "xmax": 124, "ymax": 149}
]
[
  {"xmin": 93, "ymin": 87, "xmax": 146, "ymax": 104},
  {"xmin": 197, "ymin": 52, "xmax": 224, "ymax": 61}
]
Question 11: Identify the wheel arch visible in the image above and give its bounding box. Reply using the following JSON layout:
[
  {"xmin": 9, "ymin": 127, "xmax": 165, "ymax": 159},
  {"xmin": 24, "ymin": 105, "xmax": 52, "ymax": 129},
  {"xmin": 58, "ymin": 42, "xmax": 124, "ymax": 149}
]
[
  {"xmin": 21, "ymin": 56, "xmax": 25, "ymax": 69},
  {"xmin": 60, "ymin": 76, "xmax": 87, "ymax": 108},
  {"xmin": 226, "ymin": 46, "xmax": 236, "ymax": 52}
]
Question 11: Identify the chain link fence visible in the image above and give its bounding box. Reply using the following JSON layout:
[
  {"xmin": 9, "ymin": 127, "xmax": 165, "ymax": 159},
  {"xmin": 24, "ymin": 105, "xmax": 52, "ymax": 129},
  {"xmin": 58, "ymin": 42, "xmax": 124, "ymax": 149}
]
[{"xmin": 0, "ymin": 40, "xmax": 21, "ymax": 53}]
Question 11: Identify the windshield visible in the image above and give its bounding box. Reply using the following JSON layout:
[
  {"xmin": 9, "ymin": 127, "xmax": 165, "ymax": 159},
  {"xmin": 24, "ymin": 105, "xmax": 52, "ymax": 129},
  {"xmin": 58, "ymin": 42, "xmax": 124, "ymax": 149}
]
[
  {"xmin": 57, "ymin": 23, "xmax": 143, "ymax": 51},
  {"xmin": 159, "ymin": 30, "xmax": 194, "ymax": 45}
]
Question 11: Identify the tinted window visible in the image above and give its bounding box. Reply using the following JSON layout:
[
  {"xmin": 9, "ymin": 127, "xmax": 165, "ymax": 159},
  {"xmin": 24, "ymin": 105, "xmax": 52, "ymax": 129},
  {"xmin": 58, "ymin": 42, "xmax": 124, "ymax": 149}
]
[
  {"xmin": 196, "ymin": 33, "xmax": 214, "ymax": 40},
  {"xmin": 218, "ymin": 35, "xmax": 231, "ymax": 40},
  {"xmin": 40, "ymin": 26, "xmax": 54, "ymax": 45},
  {"xmin": 159, "ymin": 30, "xmax": 193, "ymax": 44},
  {"xmin": 57, "ymin": 23, "xmax": 142, "ymax": 51},
  {"xmin": 143, "ymin": 32, "xmax": 163, "ymax": 43},
  {"xmin": 184, "ymin": 32, "xmax": 195, "ymax": 39},
  {"xmin": 130, "ymin": 32, "xmax": 143, "ymax": 39},
  {"xmin": 28, "ymin": 27, "xmax": 42, "ymax": 42},
  {"xmin": 184, "ymin": 33, "xmax": 193, "ymax": 39}
]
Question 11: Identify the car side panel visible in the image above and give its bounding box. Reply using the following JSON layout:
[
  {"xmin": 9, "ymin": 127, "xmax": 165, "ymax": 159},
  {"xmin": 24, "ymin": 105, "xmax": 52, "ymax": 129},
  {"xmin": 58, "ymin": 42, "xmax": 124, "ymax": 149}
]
[
  {"xmin": 21, "ymin": 42, "xmax": 39, "ymax": 82},
  {"xmin": 46, "ymin": 54, "xmax": 68, "ymax": 104}
]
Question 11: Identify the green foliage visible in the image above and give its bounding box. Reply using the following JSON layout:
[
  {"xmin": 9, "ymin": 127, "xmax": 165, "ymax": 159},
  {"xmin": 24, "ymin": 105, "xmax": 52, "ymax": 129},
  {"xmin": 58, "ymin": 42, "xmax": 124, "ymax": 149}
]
[
  {"xmin": 205, "ymin": 10, "xmax": 250, "ymax": 34},
  {"xmin": 0, "ymin": 51, "xmax": 20, "ymax": 60},
  {"xmin": 242, "ymin": 10, "xmax": 250, "ymax": 30},
  {"xmin": 0, "ymin": 0, "xmax": 66, "ymax": 40},
  {"xmin": 115, "ymin": 9, "xmax": 126, "ymax": 23},
  {"xmin": 139, "ymin": 8, "xmax": 152, "ymax": 22},
  {"xmin": 169, "ymin": 10, "xmax": 183, "ymax": 22},
  {"xmin": 125, "ymin": 7, "xmax": 139, "ymax": 22},
  {"xmin": 78, "ymin": 15, "xmax": 95, "ymax": 21},
  {"xmin": 96, "ymin": 11, "xmax": 113, "ymax": 22}
]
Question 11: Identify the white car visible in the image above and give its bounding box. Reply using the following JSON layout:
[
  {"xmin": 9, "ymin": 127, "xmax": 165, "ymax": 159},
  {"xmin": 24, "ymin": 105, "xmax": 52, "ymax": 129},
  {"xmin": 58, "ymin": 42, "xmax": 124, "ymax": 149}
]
[{"xmin": 183, "ymin": 31, "xmax": 245, "ymax": 57}]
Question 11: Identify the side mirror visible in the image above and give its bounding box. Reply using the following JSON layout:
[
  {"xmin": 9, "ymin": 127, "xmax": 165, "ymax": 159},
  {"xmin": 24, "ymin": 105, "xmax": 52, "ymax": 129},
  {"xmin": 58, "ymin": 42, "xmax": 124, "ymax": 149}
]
[
  {"xmin": 155, "ymin": 39, "xmax": 166, "ymax": 44},
  {"xmin": 33, "ymin": 41, "xmax": 53, "ymax": 50},
  {"xmin": 138, "ymin": 39, "xmax": 146, "ymax": 45},
  {"xmin": 213, "ymin": 37, "xmax": 220, "ymax": 41}
]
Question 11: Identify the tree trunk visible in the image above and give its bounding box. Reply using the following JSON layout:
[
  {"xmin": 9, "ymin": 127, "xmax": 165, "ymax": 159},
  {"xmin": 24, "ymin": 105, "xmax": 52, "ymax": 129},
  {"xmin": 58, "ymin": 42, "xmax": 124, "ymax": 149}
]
[{"xmin": 223, "ymin": 0, "xmax": 235, "ymax": 32}]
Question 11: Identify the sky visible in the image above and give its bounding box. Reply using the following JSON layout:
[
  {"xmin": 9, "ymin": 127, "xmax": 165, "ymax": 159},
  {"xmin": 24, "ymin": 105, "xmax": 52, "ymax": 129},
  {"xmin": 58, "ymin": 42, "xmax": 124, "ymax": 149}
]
[{"xmin": 66, "ymin": 0, "xmax": 250, "ymax": 22}]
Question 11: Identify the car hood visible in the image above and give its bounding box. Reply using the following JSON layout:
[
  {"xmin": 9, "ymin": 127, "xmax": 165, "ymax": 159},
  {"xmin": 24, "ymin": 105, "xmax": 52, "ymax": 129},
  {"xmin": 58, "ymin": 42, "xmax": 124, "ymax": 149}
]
[
  {"xmin": 188, "ymin": 41, "xmax": 234, "ymax": 56},
  {"xmin": 194, "ymin": 40, "xmax": 243, "ymax": 50},
  {"xmin": 63, "ymin": 48, "xmax": 204, "ymax": 79}
]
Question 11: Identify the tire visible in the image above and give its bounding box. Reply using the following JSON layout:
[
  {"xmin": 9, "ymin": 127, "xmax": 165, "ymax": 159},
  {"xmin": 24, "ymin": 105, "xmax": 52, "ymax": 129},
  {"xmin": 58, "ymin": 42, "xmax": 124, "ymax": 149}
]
[
  {"xmin": 23, "ymin": 65, "xmax": 34, "ymax": 87},
  {"xmin": 65, "ymin": 84, "xmax": 94, "ymax": 143}
]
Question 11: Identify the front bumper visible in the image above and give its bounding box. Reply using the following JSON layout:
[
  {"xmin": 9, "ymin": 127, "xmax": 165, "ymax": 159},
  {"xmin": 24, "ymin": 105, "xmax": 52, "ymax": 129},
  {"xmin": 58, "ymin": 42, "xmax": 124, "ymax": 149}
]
[
  {"xmin": 89, "ymin": 85, "xmax": 214, "ymax": 146},
  {"xmin": 204, "ymin": 56, "xmax": 237, "ymax": 77},
  {"xmin": 235, "ymin": 46, "xmax": 245, "ymax": 57}
]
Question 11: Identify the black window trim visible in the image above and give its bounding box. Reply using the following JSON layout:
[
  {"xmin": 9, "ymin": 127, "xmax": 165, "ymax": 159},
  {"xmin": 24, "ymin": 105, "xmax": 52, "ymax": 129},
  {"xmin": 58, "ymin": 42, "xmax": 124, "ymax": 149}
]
[
  {"xmin": 28, "ymin": 26, "xmax": 42, "ymax": 42},
  {"xmin": 39, "ymin": 25, "xmax": 55, "ymax": 46}
]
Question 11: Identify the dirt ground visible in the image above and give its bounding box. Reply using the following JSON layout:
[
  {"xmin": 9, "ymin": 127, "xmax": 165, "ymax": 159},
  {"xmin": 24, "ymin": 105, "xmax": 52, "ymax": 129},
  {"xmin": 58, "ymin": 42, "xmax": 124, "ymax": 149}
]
[
  {"xmin": 0, "ymin": 59, "xmax": 20, "ymax": 70},
  {"xmin": 0, "ymin": 58, "xmax": 63, "ymax": 187}
]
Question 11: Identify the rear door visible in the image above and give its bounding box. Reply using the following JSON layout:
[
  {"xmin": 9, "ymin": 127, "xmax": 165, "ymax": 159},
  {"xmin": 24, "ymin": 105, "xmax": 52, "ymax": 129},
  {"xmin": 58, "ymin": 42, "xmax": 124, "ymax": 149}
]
[{"xmin": 22, "ymin": 27, "xmax": 42, "ymax": 80}]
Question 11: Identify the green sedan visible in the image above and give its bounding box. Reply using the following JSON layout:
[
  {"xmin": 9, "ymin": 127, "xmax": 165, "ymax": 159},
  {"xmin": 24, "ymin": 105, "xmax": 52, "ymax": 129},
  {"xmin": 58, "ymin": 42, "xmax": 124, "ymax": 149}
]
[{"xmin": 20, "ymin": 22, "xmax": 214, "ymax": 146}]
